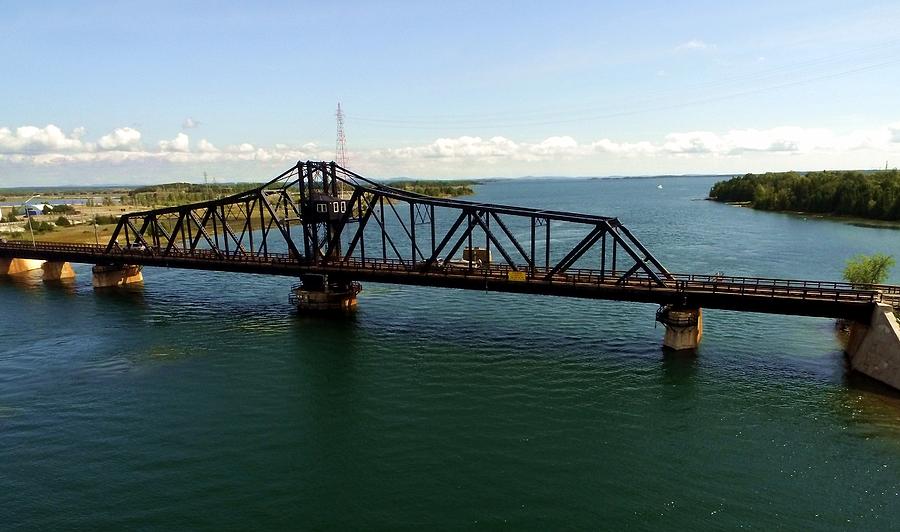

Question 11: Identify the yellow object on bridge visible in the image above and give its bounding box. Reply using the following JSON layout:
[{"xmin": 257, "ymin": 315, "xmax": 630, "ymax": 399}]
[{"xmin": 507, "ymin": 271, "xmax": 526, "ymax": 282}]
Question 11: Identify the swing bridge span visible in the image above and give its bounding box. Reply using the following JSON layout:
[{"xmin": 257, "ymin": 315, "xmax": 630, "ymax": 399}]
[{"xmin": 0, "ymin": 161, "xmax": 897, "ymax": 327}]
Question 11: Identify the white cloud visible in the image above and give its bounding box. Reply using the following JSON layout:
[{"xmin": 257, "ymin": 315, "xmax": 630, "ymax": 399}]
[
  {"xmin": 376, "ymin": 136, "xmax": 521, "ymax": 161},
  {"xmin": 675, "ymin": 39, "xmax": 715, "ymax": 52},
  {"xmin": 528, "ymin": 136, "xmax": 580, "ymax": 158},
  {"xmin": 592, "ymin": 139, "xmax": 657, "ymax": 156},
  {"xmin": 372, "ymin": 124, "xmax": 900, "ymax": 164},
  {"xmin": 889, "ymin": 123, "xmax": 900, "ymax": 143},
  {"xmin": 3, "ymin": 122, "xmax": 900, "ymax": 181},
  {"xmin": 97, "ymin": 127, "xmax": 142, "ymax": 151},
  {"xmin": 182, "ymin": 117, "xmax": 200, "ymax": 129},
  {"xmin": 159, "ymin": 132, "xmax": 190, "ymax": 152},
  {"xmin": 197, "ymin": 139, "xmax": 218, "ymax": 153},
  {"xmin": 0, "ymin": 125, "xmax": 86, "ymax": 154},
  {"xmin": 662, "ymin": 131, "xmax": 725, "ymax": 154}
]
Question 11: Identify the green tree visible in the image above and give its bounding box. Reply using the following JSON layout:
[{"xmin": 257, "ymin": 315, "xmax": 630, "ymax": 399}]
[
  {"xmin": 55, "ymin": 216, "xmax": 72, "ymax": 227},
  {"xmin": 708, "ymin": 169, "xmax": 900, "ymax": 220},
  {"xmin": 843, "ymin": 253, "xmax": 895, "ymax": 286},
  {"xmin": 24, "ymin": 220, "xmax": 55, "ymax": 234}
]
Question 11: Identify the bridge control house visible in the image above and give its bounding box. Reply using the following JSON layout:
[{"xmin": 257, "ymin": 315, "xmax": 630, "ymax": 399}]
[{"xmin": 305, "ymin": 192, "xmax": 348, "ymax": 222}]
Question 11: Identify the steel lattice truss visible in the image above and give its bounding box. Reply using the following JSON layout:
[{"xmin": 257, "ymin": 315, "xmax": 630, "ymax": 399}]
[{"xmin": 107, "ymin": 161, "xmax": 674, "ymax": 286}]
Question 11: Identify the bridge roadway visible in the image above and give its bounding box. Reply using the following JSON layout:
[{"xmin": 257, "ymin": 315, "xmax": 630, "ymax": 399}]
[{"xmin": 1, "ymin": 241, "xmax": 896, "ymax": 322}]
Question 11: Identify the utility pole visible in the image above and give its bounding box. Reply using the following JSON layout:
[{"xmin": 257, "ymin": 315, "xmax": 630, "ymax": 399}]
[{"xmin": 23, "ymin": 194, "xmax": 40, "ymax": 247}]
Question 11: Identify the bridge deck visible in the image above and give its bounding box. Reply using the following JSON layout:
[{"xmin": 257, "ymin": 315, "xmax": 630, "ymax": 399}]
[{"xmin": 1, "ymin": 241, "xmax": 895, "ymax": 322}]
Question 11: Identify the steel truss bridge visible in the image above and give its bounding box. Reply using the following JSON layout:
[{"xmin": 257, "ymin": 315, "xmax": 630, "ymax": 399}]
[{"xmin": 0, "ymin": 161, "xmax": 897, "ymax": 322}]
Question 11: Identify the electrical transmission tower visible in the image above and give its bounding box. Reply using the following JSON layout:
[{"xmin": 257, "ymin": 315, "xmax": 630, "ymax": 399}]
[{"xmin": 336, "ymin": 102, "xmax": 348, "ymax": 168}]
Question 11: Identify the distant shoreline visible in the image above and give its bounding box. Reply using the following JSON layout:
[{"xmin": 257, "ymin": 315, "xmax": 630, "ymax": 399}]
[{"xmin": 716, "ymin": 198, "xmax": 900, "ymax": 230}]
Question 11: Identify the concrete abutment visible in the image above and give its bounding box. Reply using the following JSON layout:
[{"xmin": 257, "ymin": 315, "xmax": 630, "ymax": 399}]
[
  {"xmin": 0, "ymin": 258, "xmax": 45, "ymax": 275},
  {"xmin": 846, "ymin": 303, "xmax": 900, "ymax": 391}
]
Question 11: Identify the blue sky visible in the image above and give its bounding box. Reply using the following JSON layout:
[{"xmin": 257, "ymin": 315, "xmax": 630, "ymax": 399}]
[{"xmin": 3, "ymin": 1, "xmax": 900, "ymax": 184}]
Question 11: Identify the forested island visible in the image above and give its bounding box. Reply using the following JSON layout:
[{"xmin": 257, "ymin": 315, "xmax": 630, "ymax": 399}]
[{"xmin": 709, "ymin": 169, "xmax": 900, "ymax": 220}]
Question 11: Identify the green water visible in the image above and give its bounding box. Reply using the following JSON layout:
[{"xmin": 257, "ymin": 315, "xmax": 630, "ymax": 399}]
[{"xmin": 2, "ymin": 177, "xmax": 899, "ymax": 530}]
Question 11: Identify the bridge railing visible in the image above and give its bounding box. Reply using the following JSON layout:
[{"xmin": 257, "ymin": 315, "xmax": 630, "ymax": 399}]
[
  {"xmin": 0, "ymin": 241, "xmax": 886, "ymax": 304},
  {"xmin": 313, "ymin": 257, "xmax": 882, "ymax": 303}
]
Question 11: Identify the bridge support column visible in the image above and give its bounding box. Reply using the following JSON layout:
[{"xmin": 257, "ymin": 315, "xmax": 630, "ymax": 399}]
[
  {"xmin": 41, "ymin": 261, "xmax": 76, "ymax": 281},
  {"xmin": 290, "ymin": 274, "xmax": 361, "ymax": 313},
  {"xmin": 92, "ymin": 264, "xmax": 143, "ymax": 288},
  {"xmin": 0, "ymin": 258, "xmax": 45, "ymax": 275},
  {"xmin": 657, "ymin": 305, "xmax": 703, "ymax": 351},
  {"xmin": 846, "ymin": 303, "xmax": 900, "ymax": 391}
]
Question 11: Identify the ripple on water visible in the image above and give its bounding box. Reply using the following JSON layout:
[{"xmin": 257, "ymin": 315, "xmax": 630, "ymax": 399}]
[{"xmin": 3, "ymin": 178, "xmax": 900, "ymax": 529}]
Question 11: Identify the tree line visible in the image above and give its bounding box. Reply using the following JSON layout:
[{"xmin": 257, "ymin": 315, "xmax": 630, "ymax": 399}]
[
  {"xmin": 708, "ymin": 169, "xmax": 900, "ymax": 220},
  {"xmin": 388, "ymin": 180, "xmax": 476, "ymax": 197},
  {"xmin": 127, "ymin": 183, "xmax": 259, "ymax": 207}
]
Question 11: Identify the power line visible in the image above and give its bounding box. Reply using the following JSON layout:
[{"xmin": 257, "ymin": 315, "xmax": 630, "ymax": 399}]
[{"xmin": 347, "ymin": 39, "xmax": 900, "ymax": 129}]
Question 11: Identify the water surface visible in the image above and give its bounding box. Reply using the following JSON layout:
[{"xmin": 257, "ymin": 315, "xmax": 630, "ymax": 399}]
[{"xmin": 2, "ymin": 177, "xmax": 899, "ymax": 530}]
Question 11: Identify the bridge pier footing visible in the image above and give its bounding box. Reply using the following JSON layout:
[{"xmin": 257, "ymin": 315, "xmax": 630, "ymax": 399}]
[
  {"xmin": 0, "ymin": 258, "xmax": 45, "ymax": 275},
  {"xmin": 92, "ymin": 264, "xmax": 143, "ymax": 288},
  {"xmin": 846, "ymin": 303, "xmax": 900, "ymax": 390},
  {"xmin": 657, "ymin": 305, "xmax": 703, "ymax": 351},
  {"xmin": 41, "ymin": 261, "xmax": 75, "ymax": 281},
  {"xmin": 290, "ymin": 274, "xmax": 361, "ymax": 313}
]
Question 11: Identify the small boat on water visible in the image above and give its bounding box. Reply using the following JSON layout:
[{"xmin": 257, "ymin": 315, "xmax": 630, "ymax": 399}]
[{"xmin": 657, "ymin": 184, "xmax": 663, "ymax": 189}]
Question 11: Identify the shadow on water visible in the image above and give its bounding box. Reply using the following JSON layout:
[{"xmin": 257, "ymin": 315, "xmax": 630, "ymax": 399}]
[
  {"xmin": 843, "ymin": 365, "xmax": 900, "ymax": 400},
  {"xmin": 40, "ymin": 278, "xmax": 78, "ymax": 296},
  {"xmin": 0, "ymin": 272, "xmax": 79, "ymax": 303},
  {"xmin": 0, "ymin": 271, "xmax": 44, "ymax": 291},
  {"xmin": 290, "ymin": 312, "xmax": 362, "ymax": 373},
  {"xmin": 93, "ymin": 284, "xmax": 147, "ymax": 307},
  {"xmin": 658, "ymin": 348, "xmax": 699, "ymax": 399},
  {"xmin": 830, "ymin": 368, "xmax": 900, "ymax": 439}
]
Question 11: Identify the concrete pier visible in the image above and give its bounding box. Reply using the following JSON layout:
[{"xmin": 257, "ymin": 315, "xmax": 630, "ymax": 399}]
[
  {"xmin": 657, "ymin": 305, "xmax": 703, "ymax": 351},
  {"xmin": 41, "ymin": 261, "xmax": 76, "ymax": 281},
  {"xmin": 92, "ymin": 264, "xmax": 143, "ymax": 288},
  {"xmin": 292, "ymin": 289, "xmax": 359, "ymax": 312},
  {"xmin": 0, "ymin": 258, "xmax": 45, "ymax": 275},
  {"xmin": 846, "ymin": 303, "xmax": 900, "ymax": 390},
  {"xmin": 291, "ymin": 274, "xmax": 361, "ymax": 313}
]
